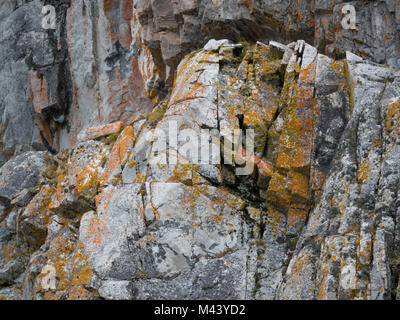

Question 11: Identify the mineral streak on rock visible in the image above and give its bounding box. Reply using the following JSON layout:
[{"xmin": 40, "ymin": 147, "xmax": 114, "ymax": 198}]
[{"xmin": 0, "ymin": 0, "xmax": 400, "ymax": 300}]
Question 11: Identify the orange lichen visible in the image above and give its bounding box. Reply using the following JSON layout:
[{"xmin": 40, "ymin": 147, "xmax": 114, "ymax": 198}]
[
  {"xmin": 241, "ymin": 0, "xmax": 254, "ymax": 11},
  {"xmin": 266, "ymin": 172, "xmax": 292, "ymax": 208},
  {"xmin": 81, "ymin": 122, "xmax": 123, "ymax": 141},
  {"xmin": 276, "ymin": 85, "xmax": 314, "ymax": 173},
  {"xmin": 290, "ymin": 171, "xmax": 310, "ymax": 203}
]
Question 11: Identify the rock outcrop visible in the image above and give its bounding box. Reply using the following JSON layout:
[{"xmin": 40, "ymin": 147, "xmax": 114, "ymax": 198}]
[
  {"xmin": 135, "ymin": 0, "xmax": 400, "ymax": 79},
  {"xmin": 0, "ymin": 0, "xmax": 399, "ymax": 300}
]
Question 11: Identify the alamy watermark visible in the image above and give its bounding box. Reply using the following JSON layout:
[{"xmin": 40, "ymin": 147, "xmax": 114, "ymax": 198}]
[
  {"xmin": 146, "ymin": 121, "xmax": 256, "ymax": 176},
  {"xmin": 37, "ymin": 3, "xmax": 357, "ymax": 177}
]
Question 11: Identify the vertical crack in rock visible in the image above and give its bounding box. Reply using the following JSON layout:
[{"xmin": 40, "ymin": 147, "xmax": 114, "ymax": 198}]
[{"xmin": 0, "ymin": 0, "xmax": 400, "ymax": 300}]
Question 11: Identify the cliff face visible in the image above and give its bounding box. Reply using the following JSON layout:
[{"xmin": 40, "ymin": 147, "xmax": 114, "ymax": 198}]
[{"xmin": 0, "ymin": 0, "xmax": 399, "ymax": 300}]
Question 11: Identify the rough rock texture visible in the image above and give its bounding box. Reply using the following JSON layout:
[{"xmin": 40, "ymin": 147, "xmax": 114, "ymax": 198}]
[
  {"xmin": 0, "ymin": 0, "xmax": 71, "ymax": 166},
  {"xmin": 135, "ymin": 0, "xmax": 400, "ymax": 81},
  {"xmin": 1, "ymin": 0, "xmax": 399, "ymax": 163},
  {"xmin": 0, "ymin": 0, "xmax": 400, "ymax": 300}
]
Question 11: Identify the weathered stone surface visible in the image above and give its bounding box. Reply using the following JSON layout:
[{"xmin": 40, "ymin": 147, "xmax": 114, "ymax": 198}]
[
  {"xmin": 135, "ymin": 0, "xmax": 400, "ymax": 91},
  {"xmin": 98, "ymin": 125, "xmax": 135, "ymax": 186},
  {"xmin": 0, "ymin": 1, "xmax": 71, "ymax": 164},
  {"xmin": 0, "ymin": 152, "xmax": 49, "ymax": 207},
  {"xmin": 1, "ymin": 0, "xmax": 399, "ymax": 167},
  {"xmin": 0, "ymin": 232, "xmax": 29, "ymax": 287},
  {"xmin": 63, "ymin": 0, "xmax": 154, "ymax": 148},
  {"xmin": 77, "ymin": 122, "xmax": 124, "ymax": 142},
  {"xmin": 79, "ymin": 182, "xmax": 254, "ymax": 299},
  {"xmin": 278, "ymin": 50, "xmax": 400, "ymax": 300},
  {"xmin": 1, "ymin": 37, "xmax": 399, "ymax": 300},
  {"xmin": 0, "ymin": 0, "xmax": 400, "ymax": 301},
  {"xmin": 20, "ymin": 186, "xmax": 54, "ymax": 249},
  {"xmin": 49, "ymin": 140, "xmax": 109, "ymax": 215}
]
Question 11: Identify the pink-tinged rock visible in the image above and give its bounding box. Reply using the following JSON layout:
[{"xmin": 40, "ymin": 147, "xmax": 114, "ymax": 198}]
[
  {"xmin": 78, "ymin": 122, "xmax": 124, "ymax": 142},
  {"xmin": 63, "ymin": 0, "xmax": 153, "ymax": 149},
  {"xmin": 99, "ymin": 126, "xmax": 135, "ymax": 187},
  {"xmin": 28, "ymin": 71, "xmax": 52, "ymax": 114}
]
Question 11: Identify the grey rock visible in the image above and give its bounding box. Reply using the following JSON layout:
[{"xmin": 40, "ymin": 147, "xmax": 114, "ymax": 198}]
[
  {"xmin": 10, "ymin": 189, "xmax": 35, "ymax": 207},
  {"xmin": 0, "ymin": 0, "xmax": 399, "ymax": 300},
  {"xmin": 204, "ymin": 39, "xmax": 231, "ymax": 51},
  {"xmin": 99, "ymin": 280, "xmax": 134, "ymax": 300},
  {"xmin": 0, "ymin": 152, "xmax": 49, "ymax": 207}
]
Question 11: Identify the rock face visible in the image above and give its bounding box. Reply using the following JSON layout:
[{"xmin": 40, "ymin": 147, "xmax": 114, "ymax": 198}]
[
  {"xmin": 0, "ymin": 0, "xmax": 399, "ymax": 300},
  {"xmin": 0, "ymin": 0, "xmax": 70, "ymax": 166},
  {"xmin": 0, "ymin": 152, "xmax": 50, "ymax": 207},
  {"xmin": 135, "ymin": 0, "xmax": 400, "ymax": 80},
  {"xmin": 1, "ymin": 0, "xmax": 399, "ymax": 163}
]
